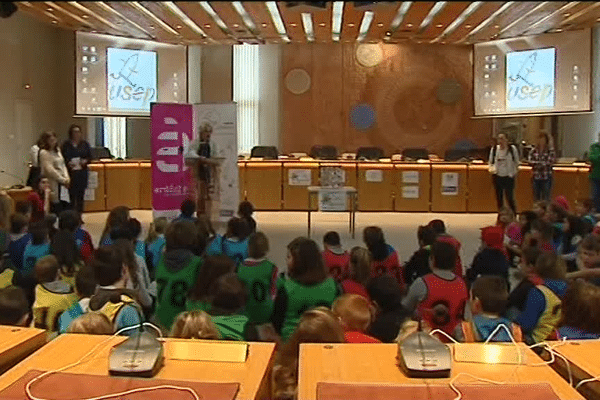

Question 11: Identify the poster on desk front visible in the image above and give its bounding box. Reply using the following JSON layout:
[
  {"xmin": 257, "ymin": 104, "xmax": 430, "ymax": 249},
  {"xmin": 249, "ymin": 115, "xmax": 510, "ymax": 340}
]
[
  {"xmin": 150, "ymin": 103, "xmax": 195, "ymax": 220},
  {"xmin": 192, "ymin": 103, "xmax": 239, "ymax": 223}
]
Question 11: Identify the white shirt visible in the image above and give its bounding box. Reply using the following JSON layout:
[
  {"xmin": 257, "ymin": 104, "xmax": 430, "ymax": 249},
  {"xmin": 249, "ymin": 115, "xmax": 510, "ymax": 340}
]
[
  {"xmin": 30, "ymin": 145, "xmax": 40, "ymax": 167},
  {"xmin": 489, "ymin": 145, "xmax": 519, "ymax": 178}
]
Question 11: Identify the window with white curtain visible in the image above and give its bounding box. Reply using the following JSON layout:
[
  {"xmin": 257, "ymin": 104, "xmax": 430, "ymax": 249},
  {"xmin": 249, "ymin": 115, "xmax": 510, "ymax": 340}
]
[
  {"xmin": 103, "ymin": 117, "xmax": 127, "ymax": 159},
  {"xmin": 233, "ymin": 44, "xmax": 260, "ymax": 154}
]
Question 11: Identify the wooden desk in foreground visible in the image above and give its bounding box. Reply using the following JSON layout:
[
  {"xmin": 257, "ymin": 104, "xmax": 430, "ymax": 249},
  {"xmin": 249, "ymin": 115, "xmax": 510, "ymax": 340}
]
[
  {"xmin": 0, "ymin": 334, "xmax": 275, "ymax": 400},
  {"xmin": 546, "ymin": 340, "xmax": 600, "ymax": 400},
  {"xmin": 0, "ymin": 326, "xmax": 46, "ymax": 375},
  {"xmin": 298, "ymin": 343, "xmax": 583, "ymax": 400}
]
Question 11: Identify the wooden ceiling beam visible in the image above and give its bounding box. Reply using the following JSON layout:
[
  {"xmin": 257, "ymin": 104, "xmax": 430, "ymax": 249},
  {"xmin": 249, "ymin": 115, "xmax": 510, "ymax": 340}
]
[
  {"xmin": 279, "ymin": 2, "xmax": 308, "ymax": 43},
  {"xmin": 498, "ymin": 1, "xmax": 569, "ymax": 39},
  {"xmin": 340, "ymin": 2, "xmax": 364, "ymax": 43},
  {"xmin": 311, "ymin": 2, "xmax": 333, "ymax": 43},
  {"xmin": 418, "ymin": 1, "xmax": 471, "ymax": 41},
  {"xmin": 105, "ymin": 2, "xmax": 178, "ymax": 43},
  {"xmin": 468, "ymin": 1, "xmax": 540, "ymax": 42},
  {"xmin": 175, "ymin": 2, "xmax": 235, "ymax": 43},
  {"xmin": 365, "ymin": 3, "xmax": 402, "ymax": 42},
  {"xmin": 522, "ymin": 2, "xmax": 584, "ymax": 35},
  {"xmin": 444, "ymin": 2, "xmax": 504, "ymax": 43},
  {"xmin": 139, "ymin": 2, "xmax": 202, "ymax": 43},
  {"xmin": 242, "ymin": 1, "xmax": 282, "ymax": 42},
  {"xmin": 392, "ymin": 2, "xmax": 434, "ymax": 39}
]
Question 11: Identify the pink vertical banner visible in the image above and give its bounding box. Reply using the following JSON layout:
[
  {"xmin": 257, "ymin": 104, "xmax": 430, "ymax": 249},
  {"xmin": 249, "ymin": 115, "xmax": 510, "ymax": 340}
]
[{"xmin": 150, "ymin": 103, "xmax": 194, "ymax": 219}]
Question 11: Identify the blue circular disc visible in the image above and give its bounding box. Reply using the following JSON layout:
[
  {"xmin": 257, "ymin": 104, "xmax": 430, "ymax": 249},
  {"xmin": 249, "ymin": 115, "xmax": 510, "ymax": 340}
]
[{"xmin": 350, "ymin": 103, "xmax": 376, "ymax": 131}]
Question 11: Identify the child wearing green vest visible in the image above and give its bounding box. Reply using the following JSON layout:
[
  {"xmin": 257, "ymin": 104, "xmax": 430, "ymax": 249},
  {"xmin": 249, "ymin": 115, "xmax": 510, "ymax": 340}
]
[
  {"xmin": 186, "ymin": 255, "xmax": 235, "ymax": 313},
  {"xmin": 209, "ymin": 272, "xmax": 258, "ymax": 341},
  {"xmin": 155, "ymin": 220, "xmax": 203, "ymax": 331},
  {"xmin": 237, "ymin": 232, "xmax": 278, "ymax": 325},
  {"xmin": 272, "ymin": 238, "xmax": 341, "ymax": 342}
]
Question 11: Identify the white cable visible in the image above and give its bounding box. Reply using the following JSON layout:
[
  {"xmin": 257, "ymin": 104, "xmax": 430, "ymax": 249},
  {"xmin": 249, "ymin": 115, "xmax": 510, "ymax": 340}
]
[
  {"xmin": 576, "ymin": 375, "xmax": 600, "ymax": 390},
  {"xmin": 25, "ymin": 324, "xmax": 199, "ymax": 400},
  {"xmin": 429, "ymin": 329, "xmax": 459, "ymax": 343}
]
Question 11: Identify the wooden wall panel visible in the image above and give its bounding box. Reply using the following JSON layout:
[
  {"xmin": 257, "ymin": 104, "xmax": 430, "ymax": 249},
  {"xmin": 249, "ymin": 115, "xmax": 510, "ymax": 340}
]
[{"xmin": 282, "ymin": 43, "xmax": 493, "ymax": 156}]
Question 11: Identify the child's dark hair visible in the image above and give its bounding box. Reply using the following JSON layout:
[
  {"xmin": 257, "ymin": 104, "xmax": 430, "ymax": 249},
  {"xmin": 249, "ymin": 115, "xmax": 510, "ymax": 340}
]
[
  {"xmin": 363, "ymin": 226, "xmax": 388, "ymax": 261},
  {"xmin": 534, "ymin": 251, "xmax": 566, "ymax": 280},
  {"xmin": 51, "ymin": 230, "xmax": 80, "ymax": 277},
  {"xmin": 578, "ymin": 198, "xmax": 594, "ymax": 212},
  {"xmin": 226, "ymin": 217, "xmax": 249, "ymax": 240},
  {"xmin": 520, "ymin": 211, "xmax": 538, "ymax": 237},
  {"xmin": 10, "ymin": 213, "xmax": 28, "ymax": 234},
  {"xmin": 248, "ymin": 232, "xmax": 269, "ymax": 259},
  {"xmin": 431, "ymin": 241, "xmax": 457, "ymax": 271},
  {"xmin": 180, "ymin": 199, "xmax": 196, "ymax": 218},
  {"xmin": 417, "ymin": 225, "xmax": 436, "ymax": 246},
  {"xmin": 428, "ymin": 219, "xmax": 446, "ymax": 235},
  {"xmin": 35, "ymin": 255, "xmax": 60, "ymax": 283},
  {"xmin": 531, "ymin": 219, "xmax": 553, "ymax": 241},
  {"xmin": 521, "ymin": 246, "xmax": 542, "ymax": 266},
  {"xmin": 238, "ymin": 201, "xmax": 254, "ymax": 218},
  {"xmin": 0, "ymin": 286, "xmax": 29, "ymax": 325},
  {"xmin": 549, "ymin": 203, "xmax": 568, "ymax": 222},
  {"xmin": 579, "ymin": 234, "xmax": 600, "ymax": 253},
  {"xmin": 366, "ymin": 275, "xmax": 403, "ymax": 312},
  {"xmin": 560, "ymin": 279, "xmax": 600, "ymax": 335},
  {"xmin": 127, "ymin": 218, "xmax": 142, "ymax": 240},
  {"xmin": 91, "ymin": 246, "xmax": 125, "ymax": 287},
  {"xmin": 288, "ymin": 238, "xmax": 326, "ymax": 285},
  {"xmin": 188, "ymin": 255, "xmax": 235, "ymax": 302},
  {"xmin": 29, "ymin": 221, "xmax": 49, "ymax": 245},
  {"xmin": 44, "ymin": 214, "xmax": 58, "ymax": 240},
  {"xmin": 58, "ymin": 210, "xmax": 81, "ymax": 232},
  {"xmin": 165, "ymin": 220, "xmax": 197, "ymax": 252},
  {"xmin": 75, "ymin": 266, "xmax": 97, "ymax": 298},
  {"xmin": 471, "ymin": 275, "xmax": 508, "ymax": 315},
  {"xmin": 323, "ymin": 231, "xmax": 341, "ymax": 247},
  {"xmin": 209, "ymin": 272, "xmax": 246, "ymax": 313},
  {"xmin": 15, "ymin": 201, "xmax": 32, "ymax": 216}
]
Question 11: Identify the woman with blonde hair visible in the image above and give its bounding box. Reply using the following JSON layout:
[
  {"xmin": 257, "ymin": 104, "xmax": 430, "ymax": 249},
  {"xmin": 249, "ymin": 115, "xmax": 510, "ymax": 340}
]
[
  {"xmin": 67, "ymin": 312, "xmax": 113, "ymax": 335},
  {"xmin": 39, "ymin": 131, "xmax": 70, "ymax": 214},
  {"xmin": 170, "ymin": 310, "xmax": 221, "ymax": 340},
  {"xmin": 271, "ymin": 307, "xmax": 344, "ymax": 400}
]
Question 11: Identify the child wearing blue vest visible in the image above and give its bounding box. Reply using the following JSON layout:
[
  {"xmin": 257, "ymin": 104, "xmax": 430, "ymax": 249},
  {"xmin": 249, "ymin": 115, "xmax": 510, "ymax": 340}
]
[
  {"xmin": 515, "ymin": 251, "xmax": 566, "ymax": 344},
  {"xmin": 272, "ymin": 238, "xmax": 340, "ymax": 342},
  {"xmin": 23, "ymin": 221, "xmax": 50, "ymax": 278},
  {"xmin": 206, "ymin": 217, "xmax": 250, "ymax": 266},
  {"xmin": 209, "ymin": 272, "xmax": 258, "ymax": 341},
  {"xmin": 454, "ymin": 276, "xmax": 523, "ymax": 342},
  {"xmin": 556, "ymin": 279, "xmax": 600, "ymax": 340},
  {"xmin": 237, "ymin": 232, "xmax": 278, "ymax": 325},
  {"xmin": 8, "ymin": 213, "xmax": 31, "ymax": 273},
  {"xmin": 145, "ymin": 217, "xmax": 168, "ymax": 276},
  {"xmin": 58, "ymin": 266, "xmax": 97, "ymax": 333}
]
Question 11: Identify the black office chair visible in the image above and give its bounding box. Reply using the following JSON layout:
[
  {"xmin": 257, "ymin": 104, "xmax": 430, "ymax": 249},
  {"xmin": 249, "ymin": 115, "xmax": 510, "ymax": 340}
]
[
  {"xmin": 310, "ymin": 145, "xmax": 338, "ymax": 160},
  {"xmin": 444, "ymin": 148, "xmax": 472, "ymax": 162},
  {"xmin": 250, "ymin": 146, "xmax": 279, "ymax": 159},
  {"xmin": 90, "ymin": 147, "xmax": 113, "ymax": 159},
  {"xmin": 356, "ymin": 147, "xmax": 384, "ymax": 161},
  {"xmin": 402, "ymin": 148, "xmax": 429, "ymax": 161}
]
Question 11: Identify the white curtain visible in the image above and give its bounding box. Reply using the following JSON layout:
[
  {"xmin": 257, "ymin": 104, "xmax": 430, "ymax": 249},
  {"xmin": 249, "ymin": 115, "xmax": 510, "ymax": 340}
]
[
  {"xmin": 103, "ymin": 117, "xmax": 126, "ymax": 159},
  {"xmin": 233, "ymin": 44, "xmax": 260, "ymax": 154}
]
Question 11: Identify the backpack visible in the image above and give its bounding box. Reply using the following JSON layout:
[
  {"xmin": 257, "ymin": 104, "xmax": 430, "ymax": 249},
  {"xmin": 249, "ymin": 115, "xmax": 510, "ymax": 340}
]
[{"xmin": 491, "ymin": 145, "xmax": 519, "ymax": 165}]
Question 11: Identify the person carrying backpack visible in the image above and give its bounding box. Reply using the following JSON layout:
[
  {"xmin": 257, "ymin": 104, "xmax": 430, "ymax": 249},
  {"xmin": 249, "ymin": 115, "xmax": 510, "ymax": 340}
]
[{"xmin": 489, "ymin": 133, "xmax": 519, "ymax": 213}]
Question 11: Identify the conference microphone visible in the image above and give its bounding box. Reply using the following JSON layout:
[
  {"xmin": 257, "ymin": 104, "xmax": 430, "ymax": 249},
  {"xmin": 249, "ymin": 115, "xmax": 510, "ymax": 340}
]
[{"xmin": 0, "ymin": 170, "xmax": 25, "ymax": 189}]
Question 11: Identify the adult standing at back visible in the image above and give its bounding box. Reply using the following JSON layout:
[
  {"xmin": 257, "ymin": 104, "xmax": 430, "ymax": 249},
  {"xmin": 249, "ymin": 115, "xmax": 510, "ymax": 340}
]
[
  {"xmin": 489, "ymin": 133, "xmax": 519, "ymax": 213},
  {"xmin": 61, "ymin": 124, "xmax": 91, "ymax": 214},
  {"xmin": 588, "ymin": 137, "xmax": 600, "ymax": 213},
  {"xmin": 39, "ymin": 131, "xmax": 70, "ymax": 214},
  {"xmin": 26, "ymin": 135, "xmax": 44, "ymax": 187},
  {"xmin": 528, "ymin": 132, "xmax": 555, "ymax": 202}
]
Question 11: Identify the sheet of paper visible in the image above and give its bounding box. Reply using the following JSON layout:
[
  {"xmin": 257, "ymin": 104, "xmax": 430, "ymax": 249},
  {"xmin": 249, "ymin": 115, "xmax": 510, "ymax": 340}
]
[
  {"xmin": 60, "ymin": 185, "xmax": 70, "ymax": 203},
  {"xmin": 402, "ymin": 171, "xmax": 420, "ymax": 184},
  {"xmin": 365, "ymin": 169, "xmax": 383, "ymax": 182},
  {"xmin": 441, "ymin": 172, "xmax": 459, "ymax": 196},
  {"xmin": 318, "ymin": 189, "xmax": 347, "ymax": 211},
  {"xmin": 87, "ymin": 171, "xmax": 98, "ymax": 189},
  {"xmin": 402, "ymin": 185, "xmax": 419, "ymax": 199},
  {"xmin": 288, "ymin": 169, "xmax": 312, "ymax": 186},
  {"xmin": 84, "ymin": 188, "xmax": 94, "ymax": 201}
]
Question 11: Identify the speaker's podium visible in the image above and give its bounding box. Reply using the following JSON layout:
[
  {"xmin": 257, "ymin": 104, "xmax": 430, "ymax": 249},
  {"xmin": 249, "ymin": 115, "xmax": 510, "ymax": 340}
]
[{"xmin": 184, "ymin": 154, "xmax": 225, "ymax": 222}]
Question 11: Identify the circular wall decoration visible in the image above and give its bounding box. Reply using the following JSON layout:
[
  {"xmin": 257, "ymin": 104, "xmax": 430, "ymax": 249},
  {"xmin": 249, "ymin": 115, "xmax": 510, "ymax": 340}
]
[
  {"xmin": 285, "ymin": 68, "xmax": 311, "ymax": 94},
  {"xmin": 437, "ymin": 78, "xmax": 463, "ymax": 104},
  {"xmin": 350, "ymin": 103, "xmax": 376, "ymax": 130},
  {"xmin": 356, "ymin": 44, "xmax": 384, "ymax": 67}
]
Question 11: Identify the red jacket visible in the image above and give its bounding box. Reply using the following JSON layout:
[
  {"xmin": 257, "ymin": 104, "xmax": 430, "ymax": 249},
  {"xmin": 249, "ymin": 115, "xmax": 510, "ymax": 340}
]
[
  {"xmin": 322, "ymin": 248, "xmax": 350, "ymax": 282},
  {"xmin": 341, "ymin": 279, "xmax": 370, "ymax": 301},
  {"xmin": 418, "ymin": 273, "xmax": 468, "ymax": 336}
]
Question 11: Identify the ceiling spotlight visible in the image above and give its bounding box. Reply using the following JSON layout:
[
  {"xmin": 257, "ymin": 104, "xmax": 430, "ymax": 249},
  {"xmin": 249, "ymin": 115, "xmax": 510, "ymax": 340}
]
[
  {"xmin": 233, "ymin": 23, "xmax": 239, "ymax": 28},
  {"xmin": 407, "ymin": 23, "xmax": 413, "ymax": 28},
  {"xmin": 262, "ymin": 22, "xmax": 268, "ymax": 27},
  {"xmin": 385, "ymin": 31, "xmax": 391, "ymax": 36},
  {"xmin": 563, "ymin": 12, "xmax": 571, "ymax": 17},
  {"xmin": 82, "ymin": 15, "xmax": 89, "ymax": 19},
  {"xmin": 465, "ymin": 24, "xmax": 471, "ymax": 28},
  {"xmin": 51, "ymin": 20, "xmax": 58, "ymax": 24},
  {"xmin": 176, "ymin": 25, "xmax": 182, "ymax": 29},
  {"xmin": 494, "ymin": 24, "xmax": 499, "ymax": 28},
  {"xmin": 377, "ymin": 22, "xmax": 384, "ymax": 27},
  {"xmin": 204, "ymin": 23, "xmax": 211, "ymax": 28},
  {"xmin": 46, "ymin": 8, "xmax": 53, "ymax": 12},
  {"xmin": 149, "ymin": 25, "xmax": 155, "ymax": 30},
  {"xmin": 291, "ymin": 22, "xmax": 297, "ymax": 27},
  {"xmin": 348, "ymin": 22, "xmax": 355, "ymax": 27},
  {"xmin": 319, "ymin": 22, "xmax": 326, "ymax": 27},
  {"xmin": 436, "ymin": 23, "xmax": 443, "ymax": 28}
]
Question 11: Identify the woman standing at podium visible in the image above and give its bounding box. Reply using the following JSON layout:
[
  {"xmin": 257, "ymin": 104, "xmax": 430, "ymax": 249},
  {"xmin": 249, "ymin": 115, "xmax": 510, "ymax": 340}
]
[
  {"xmin": 185, "ymin": 123, "xmax": 218, "ymax": 216},
  {"xmin": 489, "ymin": 133, "xmax": 519, "ymax": 213}
]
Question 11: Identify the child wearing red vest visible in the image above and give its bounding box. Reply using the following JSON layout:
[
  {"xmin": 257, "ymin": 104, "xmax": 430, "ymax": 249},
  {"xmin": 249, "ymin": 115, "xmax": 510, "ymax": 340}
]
[
  {"xmin": 428, "ymin": 219, "xmax": 463, "ymax": 277},
  {"xmin": 322, "ymin": 231, "xmax": 350, "ymax": 282},
  {"xmin": 402, "ymin": 241, "xmax": 468, "ymax": 337},
  {"xmin": 363, "ymin": 226, "xmax": 402, "ymax": 286},
  {"xmin": 341, "ymin": 247, "xmax": 371, "ymax": 300},
  {"xmin": 332, "ymin": 293, "xmax": 380, "ymax": 343}
]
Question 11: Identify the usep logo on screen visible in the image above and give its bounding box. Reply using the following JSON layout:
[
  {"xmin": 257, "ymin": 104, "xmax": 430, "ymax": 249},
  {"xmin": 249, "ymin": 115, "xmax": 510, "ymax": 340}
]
[
  {"xmin": 506, "ymin": 48, "xmax": 556, "ymax": 110},
  {"xmin": 107, "ymin": 48, "xmax": 157, "ymax": 112}
]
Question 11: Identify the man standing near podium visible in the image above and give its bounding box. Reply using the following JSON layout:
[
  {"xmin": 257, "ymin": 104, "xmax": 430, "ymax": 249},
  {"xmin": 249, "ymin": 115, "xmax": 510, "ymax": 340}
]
[{"xmin": 185, "ymin": 123, "xmax": 219, "ymax": 217}]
